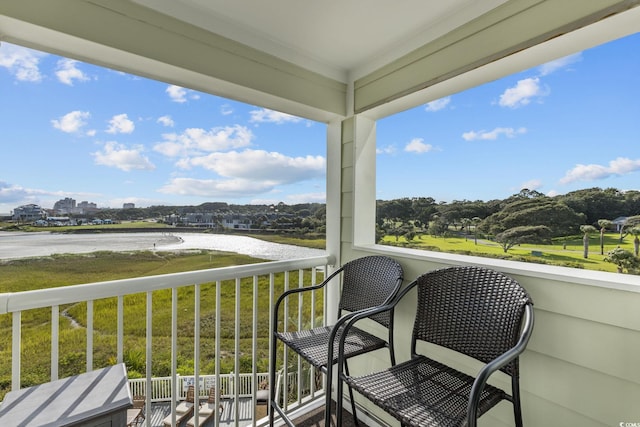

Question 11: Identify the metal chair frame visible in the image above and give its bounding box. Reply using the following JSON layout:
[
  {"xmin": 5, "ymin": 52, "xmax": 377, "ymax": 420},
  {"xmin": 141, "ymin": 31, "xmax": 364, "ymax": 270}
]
[
  {"xmin": 269, "ymin": 255, "xmax": 404, "ymax": 427},
  {"xmin": 337, "ymin": 265, "xmax": 534, "ymax": 427}
]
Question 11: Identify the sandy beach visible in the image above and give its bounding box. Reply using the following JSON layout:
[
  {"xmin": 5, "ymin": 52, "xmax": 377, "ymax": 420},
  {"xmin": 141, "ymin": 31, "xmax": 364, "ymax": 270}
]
[{"xmin": 0, "ymin": 232, "xmax": 324, "ymax": 261}]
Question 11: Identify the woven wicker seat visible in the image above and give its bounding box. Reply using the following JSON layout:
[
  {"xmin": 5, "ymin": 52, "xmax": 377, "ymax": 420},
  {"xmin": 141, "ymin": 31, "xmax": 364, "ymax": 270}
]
[
  {"xmin": 337, "ymin": 266, "xmax": 534, "ymax": 427},
  {"xmin": 269, "ymin": 255, "xmax": 404, "ymax": 427}
]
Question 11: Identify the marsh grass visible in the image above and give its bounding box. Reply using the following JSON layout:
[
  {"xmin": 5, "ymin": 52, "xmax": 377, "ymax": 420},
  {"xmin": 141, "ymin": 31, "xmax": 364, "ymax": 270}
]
[{"xmin": 0, "ymin": 250, "xmax": 324, "ymax": 399}]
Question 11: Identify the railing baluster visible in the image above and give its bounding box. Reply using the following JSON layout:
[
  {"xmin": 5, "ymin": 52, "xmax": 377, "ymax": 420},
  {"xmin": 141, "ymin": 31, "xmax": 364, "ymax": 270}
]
[
  {"xmin": 297, "ymin": 269, "xmax": 303, "ymax": 405},
  {"xmin": 12, "ymin": 311, "xmax": 21, "ymax": 390},
  {"xmin": 145, "ymin": 291, "xmax": 152, "ymax": 426},
  {"xmin": 268, "ymin": 271, "xmax": 275, "ymax": 415},
  {"xmin": 310, "ymin": 267, "xmax": 316, "ymax": 397},
  {"xmin": 169, "ymin": 287, "xmax": 178, "ymax": 427},
  {"xmin": 86, "ymin": 300, "xmax": 93, "ymax": 371},
  {"xmin": 194, "ymin": 283, "xmax": 201, "ymax": 427},
  {"xmin": 51, "ymin": 305, "xmax": 59, "ymax": 381},
  {"xmin": 252, "ymin": 275, "xmax": 258, "ymax": 426},
  {"xmin": 117, "ymin": 295, "xmax": 123, "ymax": 364},
  {"xmin": 215, "ymin": 280, "xmax": 221, "ymax": 427},
  {"xmin": 234, "ymin": 277, "xmax": 241, "ymax": 426},
  {"xmin": 282, "ymin": 270, "xmax": 289, "ymax": 411}
]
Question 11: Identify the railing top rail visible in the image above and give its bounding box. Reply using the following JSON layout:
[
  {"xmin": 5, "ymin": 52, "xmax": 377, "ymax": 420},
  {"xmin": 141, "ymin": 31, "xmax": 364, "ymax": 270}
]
[{"xmin": 0, "ymin": 254, "xmax": 333, "ymax": 314}]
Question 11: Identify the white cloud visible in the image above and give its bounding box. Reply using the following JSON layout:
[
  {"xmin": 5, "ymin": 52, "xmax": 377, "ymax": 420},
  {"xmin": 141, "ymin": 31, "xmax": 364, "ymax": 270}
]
[
  {"xmin": 158, "ymin": 177, "xmax": 275, "ymax": 198},
  {"xmin": 0, "ymin": 43, "xmax": 45, "ymax": 82},
  {"xmin": 157, "ymin": 115, "xmax": 175, "ymax": 127},
  {"xmin": 92, "ymin": 142, "xmax": 155, "ymax": 171},
  {"xmin": 166, "ymin": 85, "xmax": 187, "ymax": 103},
  {"xmin": 377, "ymin": 145, "xmax": 397, "ymax": 155},
  {"xmin": 0, "ymin": 181, "xmax": 93, "ymax": 206},
  {"xmin": 560, "ymin": 157, "xmax": 640, "ymax": 184},
  {"xmin": 249, "ymin": 108, "xmax": 302, "ymax": 124},
  {"xmin": 185, "ymin": 149, "xmax": 325, "ymax": 183},
  {"xmin": 154, "ymin": 125, "xmax": 254, "ymax": 157},
  {"xmin": 0, "ymin": 181, "xmax": 32, "ymax": 203},
  {"xmin": 280, "ymin": 192, "xmax": 326, "ymax": 204},
  {"xmin": 425, "ymin": 97, "xmax": 451, "ymax": 112},
  {"xmin": 404, "ymin": 138, "xmax": 434, "ymax": 153},
  {"xmin": 462, "ymin": 127, "xmax": 527, "ymax": 141},
  {"xmin": 51, "ymin": 110, "xmax": 91, "ymax": 133},
  {"xmin": 538, "ymin": 53, "xmax": 582, "ymax": 76},
  {"xmin": 106, "ymin": 113, "xmax": 135, "ymax": 134},
  {"xmin": 499, "ymin": 77, "xmax": 547, "ymax": 108},
  {"xmin": 165, "ymin": 85, "xmax": 199, "ymax": 103},
  {"xmin": 221, "ymin": 104, "xmax": 233, "ymax": 116},
  {"xmin": 520, "ymin": 179, "xmax": 542, "ymax": 191},
  {"xmin": 55, "ymin": 59, "xmax": 89, "ymax": 85}
]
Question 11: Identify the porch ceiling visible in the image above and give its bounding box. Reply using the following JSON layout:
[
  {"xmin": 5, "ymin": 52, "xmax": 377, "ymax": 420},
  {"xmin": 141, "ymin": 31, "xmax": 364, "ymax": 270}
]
[
  {"xmin": 1, "ymin": 0, "xmax": 639, "ymax": 121},
  {"xmin": 130, "ymin": 0, "xmax": 507, "ymax": 83}
]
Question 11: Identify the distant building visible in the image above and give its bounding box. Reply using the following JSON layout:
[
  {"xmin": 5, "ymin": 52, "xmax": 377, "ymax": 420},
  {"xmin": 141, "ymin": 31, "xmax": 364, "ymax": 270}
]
[
  {"xmin": 77, "ymin": 201, "xmax": 99, "ymax": 214},
  {"xmin": 123, "ymin": 203, "xmax": 135, "ymax": 209},
  {"xmin": 612, "ymin": 216, "xmax": 628, "ymax": 232},
  {"xmin": 222, "ymin": 214, "xmax": 252, "ymax": 229},
  {"xmin": 12, "ymin": 204, "xmax": 46, "ymax": 222},
  {"xmin": 53, "ymin": 197, "xmax": 76, "ymax": 214}
]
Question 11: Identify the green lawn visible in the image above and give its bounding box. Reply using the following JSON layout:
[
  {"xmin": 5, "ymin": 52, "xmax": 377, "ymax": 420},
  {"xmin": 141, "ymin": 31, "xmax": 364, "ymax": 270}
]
[{"xmin": 381, "ymin": 232, "xmax": 636, "ymax": 273}]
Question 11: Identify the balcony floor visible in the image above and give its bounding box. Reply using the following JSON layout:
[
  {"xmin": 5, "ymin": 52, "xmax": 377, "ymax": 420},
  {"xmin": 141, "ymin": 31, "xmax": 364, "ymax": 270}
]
[
  {"xmin": 149, "ymin": 399, "xmax": 364, "ymax": 427},
  {"xmin": 290, "ymin": 400, "xmax": 363, "ymax": 427}
]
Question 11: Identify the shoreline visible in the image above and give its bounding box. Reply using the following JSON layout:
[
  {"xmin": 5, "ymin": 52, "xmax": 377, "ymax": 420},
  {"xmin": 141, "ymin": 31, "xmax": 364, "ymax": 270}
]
[{"xmin": 0, "ymin": 231, "xmax": 325, "ymax": 261}]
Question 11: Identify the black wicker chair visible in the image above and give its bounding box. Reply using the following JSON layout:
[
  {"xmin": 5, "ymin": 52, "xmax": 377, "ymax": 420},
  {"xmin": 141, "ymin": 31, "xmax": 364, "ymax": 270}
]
[
  {"xmin": 269, "ymin": 255, "xmax": 404, "ymax": 427},
  {"xmin": 336, "ymin": 266, "xmax": 534, "ymax": 427}
]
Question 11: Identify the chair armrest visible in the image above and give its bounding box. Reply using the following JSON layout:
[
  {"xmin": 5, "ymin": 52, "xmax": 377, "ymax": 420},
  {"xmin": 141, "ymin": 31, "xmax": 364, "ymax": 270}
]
[
  {"xmin": 272, "ymin": 265, "xmax": 344, "ymax": 334},
  {"xmin": 329, "ymin": 282, "xmax": 409, "ymax": 384},
  {"xmin": 466, "ymin": 303, "xmax": 535, "ymax": 427}
]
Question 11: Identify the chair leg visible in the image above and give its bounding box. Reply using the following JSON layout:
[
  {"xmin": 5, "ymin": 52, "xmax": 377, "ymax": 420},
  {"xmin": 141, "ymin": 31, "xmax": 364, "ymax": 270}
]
[
  {"xmin": 324, "ymin": 362, "xmax": 335, "ymax": 427},
  {"xmin": 512, "ymin": 376, "xmax": 524, "ymax": 427},
  {"xmin": 344, "ymin": 362, "xmax": 359, "ymax": 427}
]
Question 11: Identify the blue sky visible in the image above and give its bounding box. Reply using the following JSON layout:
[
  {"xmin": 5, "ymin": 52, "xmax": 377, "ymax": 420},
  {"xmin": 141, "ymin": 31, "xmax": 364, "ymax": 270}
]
[
  {"xmin": 0, "ymin": 42, "xmax": 327, "ymax": 213},
  {"xmin": 1, "ymin": 32, "xmax": 639, "ymax": 214},
  {"xmin": 377, "ymin": 32, "xmax": 640, "ymax": 203}
]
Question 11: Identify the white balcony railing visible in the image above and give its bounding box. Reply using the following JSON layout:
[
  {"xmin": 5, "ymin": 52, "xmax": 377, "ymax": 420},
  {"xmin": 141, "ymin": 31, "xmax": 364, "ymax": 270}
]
[{"xmin": 0, "ymin": 254, "xmax": 333, "ymax": 427}]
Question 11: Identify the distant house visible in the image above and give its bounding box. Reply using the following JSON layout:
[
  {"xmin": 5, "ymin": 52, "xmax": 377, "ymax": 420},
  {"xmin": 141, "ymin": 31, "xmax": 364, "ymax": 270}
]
[
  {"xmin": 612, "ymin": 216, "xmax": 628, "ymax": 232},
  {"xmin": 222, "ymin": 215, "xmax": 251, "ymax": 229},
  {"xmin": 12, "ymin": 204, "xmax": 45, "ymax": 222}
]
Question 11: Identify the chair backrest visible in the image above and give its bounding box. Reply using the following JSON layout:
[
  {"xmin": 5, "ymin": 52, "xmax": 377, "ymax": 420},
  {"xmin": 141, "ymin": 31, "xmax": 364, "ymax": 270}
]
[
  {"xmin": 207, "ymin": 387, "xmax": 217, "ymax": 403},
  {"xmin": 185, "ymin": 385, "xmax": 195, "ymax": 402},
  {"xmin": 338, "ymin": 255, "xmax": 404, "ymax": 328},
  {"xmin": 410, "ymin": 266, "xmax": 532, "ymax": 376},
  {"xmin": 132, "ymin": 395, "xmax": 145, "ymax": 409}
]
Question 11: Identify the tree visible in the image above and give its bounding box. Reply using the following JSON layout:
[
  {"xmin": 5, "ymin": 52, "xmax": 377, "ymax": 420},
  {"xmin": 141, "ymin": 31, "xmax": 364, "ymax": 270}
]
[
  {"xmin": 560, "ymin": 187, "xmax": 626, "ymax": 225},
  {"xmin": 479, "ymin": 194, "xmax": 585, "ymax": 238},
  {"xmin": 597, "ymin": 219, "xmax": 612, "ymax": 255},
  {"xmin": 580, "ymin": 225, "xmax": 597, "ymax": 259},
  {"xmin": 460, "ymin": 218, "xmax": 472, "ymax": 240},
  {"xmin": 630, "ymin": 226, "xmax": 640, "ymax": 257},
  {"xmin": 604, "ymin": 247, "xmax": 640, "ymax": 274},
  {"xmin": 494, "ymin": 225, "xmax": 551, "ymax": 253},
  {"xmin": 428, "ymin": 215, "xmax": 448, "ymax": 237},
  {"xmin": 472, "ymin": 217, "xmax": 482, "ymax": 245}
]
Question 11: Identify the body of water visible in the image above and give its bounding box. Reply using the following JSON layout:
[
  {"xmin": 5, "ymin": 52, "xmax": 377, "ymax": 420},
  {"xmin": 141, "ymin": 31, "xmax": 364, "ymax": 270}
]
[{"xmin": 0, "ymin": 232, "xmax": 325, "ymax": 261}]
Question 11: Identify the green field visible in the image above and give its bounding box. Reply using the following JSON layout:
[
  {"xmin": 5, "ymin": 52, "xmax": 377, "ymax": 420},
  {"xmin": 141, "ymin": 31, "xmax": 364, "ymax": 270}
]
[
  {"xmin": 0, "ymin": 249, "xmax": 324, "ymax": 399},
  {"xmin": 380, "ymin": 231, "xmax": 636, "ymax": 273}
]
